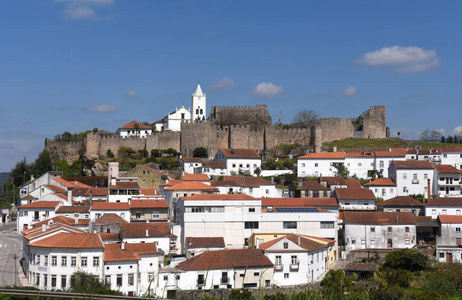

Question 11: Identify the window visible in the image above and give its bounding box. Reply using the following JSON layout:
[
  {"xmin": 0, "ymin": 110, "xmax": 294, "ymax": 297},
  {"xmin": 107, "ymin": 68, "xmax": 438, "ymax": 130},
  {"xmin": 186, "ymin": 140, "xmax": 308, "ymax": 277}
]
[
  {"xmin": 265, "ymin": 280, "xmax": 270, "ymax": 287},
  {"xmin": 403, "ymin": 187, "xmax": 407, "ymax": 193},
  {"xmin": 283, "ymin": 221, "xmax": 297, "ymax": 229},
  {"xmin": 275, "ymin": 256, "xmax": 282, "ymax": 266},
  {"xmin": 244, "ymin": 222, "xmax": 259, "ymax": 229},
  {"xmin": 163, "ymin": 275, "xmax": 168, "ymax": 281},
  {"xmin": 443, "ymin": 209, "xmax": 447, "ymax": 215},
  {"xmin": 81, "ymin": 257, "xmax": 87, "ymax": 267},
  {"xmin": 62, "ymin": 256, "xmax": 67, "ymax": 267},
  {"xmin": 371, "ymin": 239, "xmax": 375, "ymax": 245},
  {"xmin": 71, "ymin": 257, "xmax": 76, "ymax": 267},
  {"xmin": 51, "ymin": 256, "xmax": 57, "ymax": 266},
  {"xmin": 128, "ymin": 274, "xmax": 134, "ymax": 286},
  {"xmin": 232, "ymin": 164, "xmax": 236, "ymax": 168},
  {"xmin": 266, "ymin": 189, "xmax": 270, "ymax": 194},
  {"xmin": 253, "ymin": 272, "xmax": 259, "ymax": 276},
  {"xmin": 371, "ymin": 227, "xmax": 375, "ymax": 232},
  {"xmin": 424, "ymin": 174, "xmax": 428, "ymax": 180},
  {"xmin": 291, "ymin": 255, "xmax": 298, "ymax": 265},
  {"xmin": 105, "ymin": 275, "xmax": 111, "ymax": 285},
  {"xmin": 152, "ymin": 211, "xmax": 160, "ymax": 219},
  {"xmin": 440, "ymin": 253, "xmax": 445, "ymax": 258},
  {"xmin": 120, "ymin": 213, "xmax": 125, "ymax": 218},
  {"xmin": 37, "ymin": 255, "xmax": 40, "ymax": 265},
  {"xmin": 457, "ymin": 228, "xmax": 461, "ymax": 232},
  {"xmin": 61, "ymin": 275, "xmax": 67, "ymax": 289},
  {"xmin": 388, "ymin": 227, "xmax": 392, "ymax": 233},
  {"xmin": 405, "ymin": 227, "xmax": 409, "ymax": 233},
  {"xmin": 432, "ymin": 209, "xmax": 436, "ymax": 215},
  {"xmin": 405, "ymin": 239, "xmax": 410, "ymax": 245},
  {"xmin": 44, "ymin": 274, "xmax": 48, "ymax": 287},
  {"xmin": 51, "ymin": 275, "xmax": 57, "ymax": 288},
  {"xmin": 321, "ymin": 221, "xmax": 334, "ymax": 229},
  {"xmin": 116, "ymin": 274, "xmax": 122, "ymax": 287},
  {"xmin": 382, "ymin": 189, "xmax": 386, "ymax": 196},
  {"xmin": 283, "ymin": 242, "xmax": 289, "ymax": 249},
  {"xmin": 197, "ymin": 274, "xmax": 205, "ymax": 285},
  {"xmin": 142, "ymin": 180, "xmax": 145, "ymax": 185},
  {"xmin": 301, "ymin": 163, "xmax": 305, "ymax": 167},
  {"xmin": 93, "ymin": 257, "xmax": 99, "ymax": 267},
  {"xmin": 36, "ymin": 274, "xmax": 40, "ymax": 286},
  {"xmin": 249, "ymin": 207, "xmax": 255, "ymax": 213},
  {"xmin": 135, "ymin": 212, "xmax": 141, "ymax": 219},
  {"xmin": 284, "ymin": 273, "xmax": 289, "ymax": 279},
  {"xmin": 358, "ymin": 163, "xmax": 362, "ymax": 167},
  {"xmin": 315, "ymin": 163, "xmax": 318, "ymax": 167},
  {"xmin": 44, "ymin": 255, "xmax": 48, "ymax": 266},
  {"xmin": 361, "ymin": 240, "xmax": 365, "ymax": 245}
]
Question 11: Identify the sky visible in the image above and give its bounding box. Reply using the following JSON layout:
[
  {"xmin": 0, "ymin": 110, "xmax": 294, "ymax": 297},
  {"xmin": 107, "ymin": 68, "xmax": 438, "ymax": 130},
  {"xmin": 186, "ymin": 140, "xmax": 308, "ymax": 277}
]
[{"xmin": 1, "ymin": 0, "xmax": 462, "ymax": 172}]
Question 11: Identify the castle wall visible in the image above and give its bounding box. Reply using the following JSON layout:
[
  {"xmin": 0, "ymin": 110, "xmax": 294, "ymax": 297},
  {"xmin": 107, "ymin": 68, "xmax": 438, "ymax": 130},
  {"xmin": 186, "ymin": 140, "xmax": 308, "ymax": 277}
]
[
  {"xmin": 265, "ymin": 127, "xmax": 313, "ymax": 151},
  {"xmin": 319, "ymin": 118, "xmax": 355, "ymax": 143},
  {"xmin": 209, "ymin": 104, "xmax": 272, "ymax": 126},
  {"xmin": 46, "ymin": 140, "xmax": 83, "ymax": 164},
  {"xmin": 229, "ymin": 125, "xmax": 265, "ymax": 153},
  {"xmin": 362, "ymin": 106, "xmax": 387, "ymax": 139}
]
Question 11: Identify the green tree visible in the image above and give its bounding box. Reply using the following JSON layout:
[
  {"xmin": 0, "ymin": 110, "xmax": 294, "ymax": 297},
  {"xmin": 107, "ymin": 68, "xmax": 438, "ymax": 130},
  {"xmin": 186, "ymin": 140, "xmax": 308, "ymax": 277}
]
[
  {"xmin": 447, "ymin": 135, "xmax": 454, "ymax": 143},
  {"xmin": 106, "ymin": 149, "xmax": 115, "ymax": 158},
  {"xmin": 441, "ymin": 136, "xmax": 446, "ymax": 143},
  {"xmin": 335, "ymin": 165, "xmax": 349, "ymax": 178},
  {"xmin": 70, "ymin": 271, "xmax": 122, "ymax": 296},
  {"xmin": 384, "ymin": 248, "xmax": 428, "ymax": 272},
  {"xmin": 9, "ymin": 158, "xmax": 31, "ymax": 187},
  {"xmin": 265, "ymin": 158, "xmax": 278, "ymax": 169},
  {"xmin": 92, "ymin": 127, "xmax": 98, "ymax": 133},
  {"xmin": 282, "ymin": 158, "xmax": 294, "ymax": 168},
  {"xmin": 193, "ymin": 147, "xmax": 208, "ymax": 158},
  {"xmin": 321, "ymin": 269, "xmax": 357, "ymax": 299},
  {"xmin": 30, "ymin": 150, "xmax": 53, "ymax": 178},
  {"xmin": 455, "ymin": 136, "xmax": 459, "ymax": 144},
  {"xmin": 254, "ymin": 167, "xmax": 261, "ymax": 176},
  {"xmin": 420, "ymin": 129, "xmax": 443, "ymax": 142}
]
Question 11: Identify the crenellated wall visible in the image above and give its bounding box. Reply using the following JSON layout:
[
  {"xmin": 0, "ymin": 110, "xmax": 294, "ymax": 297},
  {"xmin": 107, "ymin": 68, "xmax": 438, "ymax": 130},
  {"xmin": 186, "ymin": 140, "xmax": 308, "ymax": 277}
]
[{"xmin": 208, "ymin": 104, "xmax": 272, "ymax": 126}]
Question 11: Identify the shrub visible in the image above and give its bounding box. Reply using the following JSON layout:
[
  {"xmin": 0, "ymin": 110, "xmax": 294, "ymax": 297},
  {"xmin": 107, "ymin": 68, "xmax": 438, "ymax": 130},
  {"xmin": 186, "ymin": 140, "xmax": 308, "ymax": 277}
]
[
  {"xmin": 106, "ymin": 149, "xmax": 115, "ymax": 158},
  {"xmin": 193, "ymin": 147, "xmax": 208, "ymax": 158},
  {"xmin": 384, "ymin": 249, "xmax": 428, "ymax": 272}
]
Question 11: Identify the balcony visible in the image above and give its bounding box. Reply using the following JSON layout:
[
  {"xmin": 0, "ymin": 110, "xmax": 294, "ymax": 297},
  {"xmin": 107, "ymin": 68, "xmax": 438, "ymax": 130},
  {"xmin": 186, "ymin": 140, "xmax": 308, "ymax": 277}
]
[
  {"xmin": 274, "ymin": 264, "xmax": 283, "ymax": 271},
  {"xmin": 412, "ymin": 180, "xmax": 419, "ymax": 184},
  {"xmin": 290, "ymin": 263, "xmax": 299, "ymax": 270}
]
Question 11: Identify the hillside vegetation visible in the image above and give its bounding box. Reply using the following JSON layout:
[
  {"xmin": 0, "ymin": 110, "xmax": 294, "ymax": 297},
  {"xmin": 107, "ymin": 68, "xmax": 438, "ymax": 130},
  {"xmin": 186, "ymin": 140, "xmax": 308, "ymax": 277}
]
[{"xmin": 324, "ymin": 138, "xmax": 461, "ymax": 151}]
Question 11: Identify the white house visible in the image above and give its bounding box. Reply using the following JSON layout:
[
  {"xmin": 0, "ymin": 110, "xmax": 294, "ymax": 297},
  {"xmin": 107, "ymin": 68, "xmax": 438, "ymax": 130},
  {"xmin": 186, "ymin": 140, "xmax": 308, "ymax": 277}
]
[
  {"xmin": 120, "ymin": 222, "xmax": 174, "ymax": 255},
  {"xmin": 19, "ymin": 171, "xmax": 62, "ymax": 204},
  {"xmin": 210, "ymin": 176, "xmax": 281, "ymax": 198},
  {"xmin": 376, "ymin": 196, "xmax": 424, "ymax": 216},
  {"xmin": 344, "ymin": 152, "xmax": 375, "ymax": 179},
  {"xmin": 344, "ymin": 211, "xmax": 417, "ymax": 254},
  {"xmin": 180, "ymin": 158, "xmax": 204, "ymax": 174},
  {"xmin": 297, "ymin": 152, "xmax": 345, "ymax": 178},
  {"xmin": 363, "ymin": 178, "xmax": 397, "ymax": 200},
  {"xmin": 197, "ymin": 161, "xmax": 227, "ymax": 176},
  {"xmin": 432, "ymin": 165, "xmax": 462, "ymax": 197},
  {"xmin": 374, "ymin": 149, "xmax": 407, "ymax": 178},
  {"xmin": 17, "ymin": 201, "xmax": 63, "ymax": 232},
  {"xmin": 213, "ymin": 148, "xmax": 262, "ymax": 176},
  {"xmin": 333, "ymin": 188, "xmax": 376, "ymax": 210},
  {"xmin": 90, "ymin": 202, "xmax": 131, "ymax": 223},
  {"xmin": 259, "ymin": 233, "xmax": 329, "ymax": 285},
  {"xmin": 117, "ymin": 120, "xmax": 152, "ymax": 138},
  {"xmin": 162, "ymin": 106, "xmax": 191, "ymax": 131},
  {"xmin": 436, "ymin": 215, "xmax": 462, "ymax": 263},
  {"xmin": 425, "ymin": 197, "xmax": 462, "ymax": 220},
  {"xmin": 388, "ymin": 160, "xmax": 434, "ymax": 197},
  {"xmin": 440, "ymin": 147, "xmax": 462, "ymax": 170},
  {"xmin": 184, "ymin": 237, "xmax": 226, "ymax": 258}
]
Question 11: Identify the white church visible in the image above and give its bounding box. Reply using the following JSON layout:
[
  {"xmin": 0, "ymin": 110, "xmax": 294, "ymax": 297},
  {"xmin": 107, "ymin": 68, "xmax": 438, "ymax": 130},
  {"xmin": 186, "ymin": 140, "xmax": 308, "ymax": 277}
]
[{"xmin": 154, "ymin": 83, "xmax": 207, "ymax": 132}]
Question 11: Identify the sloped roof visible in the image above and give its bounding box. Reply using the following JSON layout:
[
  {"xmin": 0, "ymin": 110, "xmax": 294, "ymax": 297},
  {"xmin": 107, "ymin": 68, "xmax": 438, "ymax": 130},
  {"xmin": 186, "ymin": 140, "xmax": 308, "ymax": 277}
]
[
  {"xmin": 343, "ymin": 262, "xmax": 377, "ymax": 272},
  {"xmin": 433, "ymin": 164, "xmax": 462, "ymax": 174},
  {"xmin": 52, "ymin": 178, "xmax": 78, "ymax": 189},
  {"xmin": 376, "ymin": 196, "xmax": 424, "ymax": 207},
  {"xmin": 92, "ymin": 202, "xmax": 130, "ymax": 210},
  {"xmin": 19, "ymin": 201, "xmax": 61, "ymax": 209},
  {"xmin": 164, "ymin": 181, "xmax": 218, "ymax": 191},
  {"xmin": 363, "ymin": 178, "xmax": 396, "ymax": 186},
  {"xmin": 219, "ymin": 148, "xmax": 261, "ymax": 159},
  {"xmin": 345, "ymin": 180, "xmax": 362, "ymax": 189},
  {"xmin": 99, "ymin": 233, "xmax": 120, "ymax": 241},
  {"xmin": 202, "ymin": 161, "xmax": 226, "ymax": 169},
  {"xmin": 194, "ymin": 83, "xmax": 204, "ymax": 96},
  {"xmin": 259, "ymin": 233, "xmax": 327, "ymax": 252},
  {"xmin": 28, "ymin": 233, "xmax": 103, "ymax": 249},
  {"xmin": 321, "ymin": 177, "xmax": 347, "ymax": 186},
  {"xmin": 120, "ymin": 120, "xmax": 151, "ymax": 130},
  {"xmin": 298, "ymin": 152, "xmax": 345, "ymax": 159},
  {"xmin": 94, "ymin": 213, "xmax": 128, "ymax": 224},
  {"xmin": 181, "ymin": 174, "xmax": 210, "ymax": 181},
  {"xmin": 178, "ymin": 249, "xmax": 272, "ymax": 271},
  {"xmin": 143, "ymin": 164, "xmax": 166, "ymax": 177},
  {"xmin": 438, "ymin": 215, "xmax": 462, "ymax": 224},
  {"xmin": 56, "ymin": 205, "xmax": 91, "ymax": 213},
  {"xmin": 344, "ymin": 211, "xmax": 416, "ymax": 225},
  {"xmin": 43, "ymin": 184, "xmax": 68, "ymax": 193},
  {"xmin": 426, "ymin": 197, "xmax": 462, "ymax": 207},
  {"xmin": 109, "ymin": 181, "xmax": 140, "ymax": 189},
  {"xmin": 392, "ymin": 160, "xmax": 433, "ymax": 169},
  {"xmin": 104, "ymin": 243, "xmax": 158, "ymax": 262},
  {"xmin": 130, "ymin": 199, "xmax": 169, "ymax": 209},
  {"xmin": 335, "ymin": 188, "xmax": 375, "ymax": 200},
  {"xmin": 260, "ymin": 197, "xmax": 339, "ymax": 207},
  {"xmin": 440, "ymin": 147, "xmax": 462, "ymax": 153},
  {"xmin": 120, "ymin": 222, "xmax": 170, "ymax": 238},
  {"xmin": 183, "ymin": 194, "xmax": 256, "ymax": 201},
  {"xmin": 159, "ymin": 179, "xmax": 180, "ymax": 187},
  {"xmin": 140, "ymin": 189, "xmax": 158, "ymax": 195},
  {"xmin": 21, "ymin": 195, "xmax": 36, "ymax": 200},
  {"xmin": 181, "ymin": 157, "xmax": 203, "ymax": 163},
  {"xmin": 24, "ymin": 224, "xmax": 85, "ymax": 240},
  {"xmin": 298, "ymin": 181, "xmax": 330, "ymax": 191},
  {"xmin": 186, "ymin": 237, "xmax": 225, "ymax": 248},
  {"xmin": 212, "ymin": 176, "xmax": 274, "ymax": 187},
  {"xmin": 28, "ymin": 216, "xmax": 89, "ymax": 228},
  {"xmin": 375, "ymin": 149, "xmax": 407, "ymax": 157}
]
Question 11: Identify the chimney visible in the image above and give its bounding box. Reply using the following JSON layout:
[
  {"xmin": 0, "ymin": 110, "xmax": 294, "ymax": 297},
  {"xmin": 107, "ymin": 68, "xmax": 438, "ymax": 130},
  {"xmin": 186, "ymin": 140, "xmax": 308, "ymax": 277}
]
[
  {"xmin": 426, "ymin": 179, "xmax": 431, "ymax": 204},
  {"xmin": 42, "ymin": 224, "xmax": 46, "ymax": 232},
  {"xmin": 121, "ymin": 242, "xmax": 125, "ymax": 250},
  {"xmin": 297, "ymin": 235, "xmax": 301, "ymax": 245},
  {"xmin": 396, "ymin": 215, "xmax": 399, "ymax": 223},
  {"xmin": 389, "ymin": 148, "xmax": 391, "ymax": 152},
  {"xmin": 333, "ymin": 146, "xmax": 337, "ymax": 152},
  {"xmin": 30, "ymin": 175, "xmax": 34, "ymax": 182},
  {"xmin": 271, "ymin": 176, "xmax": 274, "ymax": 184},
  {"xmin": 145, "ymin": 229, "xmax": 149, "ymax": 237},
  {"xmin": 89, "ymin": 190, "xmax": 93, "ymax": 206},
  {"xmin": 74, "ymin": 214, "xmax": 79, "ymax": 224},
  {"xmin": 297, "ymin": 178, "xmax": 302, "ymax": 187},
  {"xmin": 68, "ymin": 190, "xmax": 73, "ymax": 206}
]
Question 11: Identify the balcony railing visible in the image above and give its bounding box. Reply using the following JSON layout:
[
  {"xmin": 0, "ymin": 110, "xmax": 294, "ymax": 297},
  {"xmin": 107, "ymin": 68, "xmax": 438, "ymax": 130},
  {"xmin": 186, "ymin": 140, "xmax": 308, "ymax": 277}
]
[
  {"xmin": 412, "ymin": 180, "xmax": 419, "ymax": 184},
  {"xmin": 290, "ymin": 263, "xmax": 299, "ymax": 270},
  {"xmin": 274, "ymin": 264, "xmax": 283, "ymax": 271}
]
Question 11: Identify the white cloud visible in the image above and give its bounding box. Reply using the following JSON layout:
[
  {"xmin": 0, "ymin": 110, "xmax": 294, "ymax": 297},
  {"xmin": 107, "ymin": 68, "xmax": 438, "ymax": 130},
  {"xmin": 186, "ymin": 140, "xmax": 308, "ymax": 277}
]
[
  {"xmin": 343, "ymin": 86, "xmax": 356, "ymax": 97},
  {"xmin": 357, "ymin": 46, "xmax": 441, "ymax": 73},
  {"xmin": 453, "ymin": 126, "xmax": 462, "ymax": 136},
  {"xmin": 55, "ymin": 0, "xmax": 115, "ymax": 20},
  {"xmin": 435, "ymin": 128, "xmax": 447, "ymax": 136},
  {"xmin": 252, "ymin": 82, "xmax": 284, "ymax": 97},
  {"xmin": 84, "ymin": 105, "xmax": 118, "ymax": 113},
  {"xmin": 208, "ymin": 77, "xmax": 236, "ymax": 90},
  {"xmin": 124, "ymin": 90, "xmax": 137, "ymax": 98}
]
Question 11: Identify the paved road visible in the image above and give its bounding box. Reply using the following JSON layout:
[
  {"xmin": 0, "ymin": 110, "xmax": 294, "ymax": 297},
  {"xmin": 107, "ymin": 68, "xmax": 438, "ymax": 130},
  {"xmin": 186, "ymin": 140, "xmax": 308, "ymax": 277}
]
[{"xmin": 0, "ymin": 221, "xmax": 23, "ymax": 287}]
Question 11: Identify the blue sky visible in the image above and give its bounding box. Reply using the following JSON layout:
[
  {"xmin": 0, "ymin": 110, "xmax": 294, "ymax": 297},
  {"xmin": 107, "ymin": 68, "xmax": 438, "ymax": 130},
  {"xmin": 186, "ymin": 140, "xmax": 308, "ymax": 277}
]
[{"xmin": 1, "ymin": 1, "xmax": 461, "ymax": 172}]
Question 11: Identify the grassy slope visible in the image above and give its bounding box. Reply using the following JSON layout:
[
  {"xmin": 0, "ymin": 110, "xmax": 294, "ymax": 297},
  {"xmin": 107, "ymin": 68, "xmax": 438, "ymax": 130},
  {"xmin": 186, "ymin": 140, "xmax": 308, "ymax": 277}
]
[{"xmin": 325, "ymin": 138, "xmax": 461, "ymax": 151}]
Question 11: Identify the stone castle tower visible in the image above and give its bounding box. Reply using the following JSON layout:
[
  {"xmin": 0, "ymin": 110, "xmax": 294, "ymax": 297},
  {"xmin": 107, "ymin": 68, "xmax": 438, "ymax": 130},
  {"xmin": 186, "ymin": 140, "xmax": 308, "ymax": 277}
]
[{"xmin": 191, "ymin": 83, "xmax": 206, "ymax": 121}]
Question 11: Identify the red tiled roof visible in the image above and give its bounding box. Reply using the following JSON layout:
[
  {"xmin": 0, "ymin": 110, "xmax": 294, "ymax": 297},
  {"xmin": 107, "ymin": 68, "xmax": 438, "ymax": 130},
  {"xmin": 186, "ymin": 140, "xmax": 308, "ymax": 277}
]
[
  {"xmin": 56, "ymin": 205, "xmax": 91, "ymax": 213},
  {"xmin": 21, "ymin": 195, "xmax": 36, "ymax": 200},
  {"xmin": 335, "ymin": 188, "xmax": 375, "ymax": 200},
  {"xmin": 260, "ymin": 197, "xmax": 338, "ymax": 207},
  {"xmin": 345, "ymin": 180, "xmax": 362, "ymax": 189},
  {"xmin": 52, "ymin": 178, "xmax": 78, "ymax": 189},
  {"xmin": 426, "ymin": 197, "xmax": 462, "ymax": 207},
  {"xmin": 24, "ymin": 224, "xmax": 85, "ymax": 240},
  {"xmin": 120, "ymin": 222, "xmax": 170, "ymax": 238},
  {"xmin": 376, "ymin": 196, "xmax": 424, "ymax": 207},
  {"xmin": 183, "ymin": 194, "xmax": 256, "ymax": 201},
  {"xmin": 363, "ymin": 178, "xmax": 396, "ymax": 186},
  {"xmin": 110, "ymin": 181, "xmax": 140, "ymax": 189},
  {"xmin": 433, "ymin": 164, "xmax": 462, "ymax": 174},
  {"xmin": 219, "ymin": 148, "xmax": 261, "ymax": 159},
  {"xmin": 164, "ymin": 182, "xmax": 218, "ymax": 191},
  {"xmin": 321, "ymin": 177, "xmax": 347, "ymax": 186},
  {"xmin": 202, "ymin": 161, "xmax": 226, "ymax": 169},
  {"xmin": 392, "ymin": 160, "xmax": 433, "ymax": 169},
  {"xmin": 104, "ymin": 243, "xmax": 158, "ymax": 261},
  {"xmin": 99, "ymin": 233, "xmax": 120, "ymax": 241},
  {"xmin": 375, "ymin": 149, "xmax": 407, "ymax": 157},
  {"xmin": 298, "ymin": 152, "xmax": 345, "ymax": 159},
  {"xmin": 90, "ymin": 187, "xmax": 109, "ymax": 196},
  {"xmin": 143, "ymin": 164, "xmax": 167, "ymax": 177},
  {"xmin": 130, "ymin": 199, "xmax": 169, "ymax": 209},
  {"xmin": 19, "ymin": 201, "xmax": 61, "ymax": 209},
  {"xmin": 344, "ymin": 211, "xmax": 416, "ymax": 225},
  {"xmin": 438, "ymin": 215, "xmax": 462, "ymax": 224},
  {"xmin": 120, "ymin": 120, "xmax": 151, "ymax": 130},
  {"xmin": 178, "ymin": 249, "xmax": 272, "ymax": 271},
  {"xmin": 159, "ymin": 179, "xmax": 180, "ymax": 187},
  {"xmin": 181, "ymin": 157, "xmax": 203, "ymax": 163},
  {"xmin": 140, "ymin": 189, "xmax": 158, "ymax": 195},
  {"xmin": 186, "ymin": 237, "xmax": 225, "ymax": 248},
  {"xmin": 28, "ymin": 216, "xmax": 89, "ymax": 228},
  {"xmin": 440, "ymin": 147, "xmax": 462, "ymax": 153},
  {"xmin": 28, "ymin": 233, "xmax": 103, "ymax": 249},
  {"xmin": 43, "ymin": 184, "xmax": 68, "ymax": 193},
  {"xmin": 94, "ymin": 213, "xmax": 128, "ymax": 224},
  {"xmin": 298, "ymin": 181, "xmax": 330, "ymax": 191},
  {"xmin": 92, "ymin": 202, "xmax": 130, "ymax": 210},
  {"xmin": 181, "ymin": 174, "xmax": 210, "ymax": 181},
  {"xmin": 259, "ymin": 233, "xmax": 327, "ymax": 252}
]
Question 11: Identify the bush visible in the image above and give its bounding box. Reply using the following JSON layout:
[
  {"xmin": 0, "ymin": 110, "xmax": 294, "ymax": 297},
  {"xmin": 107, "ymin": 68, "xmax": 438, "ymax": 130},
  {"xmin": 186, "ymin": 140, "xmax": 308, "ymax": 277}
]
[
  {"xmin": 118, "ymin": 146, "xmax": 136, "ymax": 158},
  {"xmin": 138, "ymin": 149, "xmax": 149, "ymax": 158},
  {"xmin": 106, "ymin": 149, "xmax": 115, "ymax": 158},
  {"xmin": 228, "ymin": 289, "xmax": 254, "ymax": 300},
  {"xmin": 384, "ymin": 249, "xmax": 428, "ymax": 272},
  {"xmin": 193, "ymin": 147, "xmax": 208, "ymax": 158}
]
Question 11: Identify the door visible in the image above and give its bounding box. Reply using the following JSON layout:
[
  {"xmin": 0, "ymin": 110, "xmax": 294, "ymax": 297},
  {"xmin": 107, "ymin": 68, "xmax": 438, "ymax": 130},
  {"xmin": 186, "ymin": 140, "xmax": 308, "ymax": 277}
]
[
  {"xmin": 387, "ymin": 239, "xmax": 393, "ymax": 248},
  {"xmin": 457, "ymin": 238, "xmax": 461, "ymax": 246},
  {"xmin": 446, "ymin": 253, "xmax": 453, "ymax": 263}
]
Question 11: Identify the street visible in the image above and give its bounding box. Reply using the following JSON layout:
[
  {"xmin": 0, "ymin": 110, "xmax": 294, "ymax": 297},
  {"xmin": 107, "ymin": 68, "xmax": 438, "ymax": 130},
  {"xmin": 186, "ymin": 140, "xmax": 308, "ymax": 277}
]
[{"xmin": 0, "ymin": 221, "xmax": 23, "ymax": 287}]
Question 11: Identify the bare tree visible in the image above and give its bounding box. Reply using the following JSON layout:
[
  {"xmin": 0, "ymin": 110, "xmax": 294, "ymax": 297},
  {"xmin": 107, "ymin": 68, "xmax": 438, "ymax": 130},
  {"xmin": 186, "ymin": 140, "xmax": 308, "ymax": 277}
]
[
  {"xmin": 420, "ymin": 129, "xmax": 443, "ymax": 142},
  {"xmin": 292, "ymin": 109, "xmax": 319, "ymax": 128}
]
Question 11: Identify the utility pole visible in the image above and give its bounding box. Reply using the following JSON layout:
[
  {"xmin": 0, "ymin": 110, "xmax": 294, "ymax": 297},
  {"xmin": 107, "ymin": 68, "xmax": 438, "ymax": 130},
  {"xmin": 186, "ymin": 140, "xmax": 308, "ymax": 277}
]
[{"xmin": 12, "ymin": 254, "xmax": 18, "ymax": 287}]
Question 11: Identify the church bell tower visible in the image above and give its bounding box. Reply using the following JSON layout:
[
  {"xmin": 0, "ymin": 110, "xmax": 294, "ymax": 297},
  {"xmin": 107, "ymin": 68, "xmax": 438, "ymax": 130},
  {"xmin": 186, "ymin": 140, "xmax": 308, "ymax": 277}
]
[{"xmin": 191, "ymin": 82, "xmax": 206, "ymax": 121}]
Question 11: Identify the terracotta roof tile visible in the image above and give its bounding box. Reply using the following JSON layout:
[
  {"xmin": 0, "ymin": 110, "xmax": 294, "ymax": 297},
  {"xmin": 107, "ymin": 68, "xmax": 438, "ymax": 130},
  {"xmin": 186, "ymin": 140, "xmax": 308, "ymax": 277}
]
[
  {"xmin": 119, "ymin": 120, "xmax": 151, "ymax": 130},
  {"xmin": 110, "ymin": 181, "xmax": 140, "ymax": 189},
  {"xmin": 433, "ymin": 164, "xmax": 462, "ymax": 174},
  {"xmin": 392, "ymin": 160, "xmax": 433, "ymax": 169},
  {"xmin": 183, "ymin": 194, "xmax": 256, "ymax": 201},
  {"xmin": 219, "ymin": 148, "xmax": 261, "ymax": 159},
  {"xmin": 140, "ymin": 189, "xmax": 158, "ymax": 195},
  {"xmin": 345, "ymin": 180, "xmax": 362, "ymax": 189},
  {"xmin": 94, "ymin": 213, "xmax": 128, "ymax": 224},
  {"xmin": 335, "ymin": 188, "xmax": 375, "ymax": 200},
  {"xmin": 43, "ymin": 184, "xmax": 68, "ymax": 193},
  {"xmin": 375, "ymin": 149, "xmax": 407, "ymax": 157},
  {"xmin": 56, "ymin": 205, "xmax": 91, "ymax": 213},
  {"xmin": 130, "ymin": 199, "xmax": 169, "ymax": 209},
  {"xmin": 186, "ymin": 237, "xmax": 225, "ymax": 248},
  {"xmin": 90, "ymin": 187, "xmax": 109, "ymax": 196},
  {"xmin": 104, "ymin": 243, "xmax": 158, "ymax": 261},
  {"xmin": 92, "ymin": 202, "xmax": 130, "ymax": 210},
  {"xmin": 202, "ymin": 161, "xmax": 226, "ymax": 169},
  {"xmin": 164, "ymin": 182, "xmax": 218, "ymax": 191},
  {"xmin": 181, "ymin": 174, "xmax": 210, "ymax": 181},
  {"xmin": 376, "ymin": 196, "xmax": 424, "ymax": 207},
  {"xmin": 299, "ymin": 181, "xmax": 330, "ymax": 190},
  {"xmin": 120, "ymin": 222, "xmax": 170, "ymax": 238},
  {"xmin": 259, "ymin": 233, "xmax": 327, "ymax": 252},
  {"xmin": 298, "ymin": 152, "xmax": 345, "ymax": 159},
  {"xmin": 143, "ymin": 164, "xmax": 167, "ymax": 177},
  {"xmin": 181, "ymin": 157, "xmax": 203, "ymax": 163},
  {"xmin": 159, "ymin": 179, "xmax": 180, "ymax": 187},
  {"xmin": 28, "ymin": 216, "xmax": 88, "ymax": 228},
  {"xmin": 426, "ymin": 197, "xmax": 462, "ymax": 207},
  {"xmin": 344, "ymin": 211, "xmax": 416, "ymax": 225},
  {"xmin": 21, "ymin": 195, "xmax": 36, "ymax": 200},
  {"xmin": 178, "ymin": 249, "xmax": 272, "ymax": 271},
  {"xmin": 28, "ymin": 233, "xmax": 103, "ymax": 249},
  {"xmin": 440, "ymin": 147, "xmax": 462, "ymax": 153},
  {"xmin": 364, "ymin": 178, "xmax": 396, "ymax": 186},
  {"xmin": 19, "ymin": 201, "xmax": 61, "ymax": 209},
  {"xmin": 438, "ymin": 215, "xmax": 462, "ymax": 224},
  {"xmin": 99, "ymin": 233, "xmax": 120, "ymax": 241},
  {"xmin": 321, "ymin": 177, "xmax": 347, "ymax": 186},
  {"xmin": 52, "ymin": 178, "xmax": 78, "ymax": 189}
]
